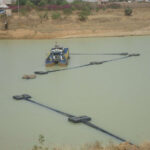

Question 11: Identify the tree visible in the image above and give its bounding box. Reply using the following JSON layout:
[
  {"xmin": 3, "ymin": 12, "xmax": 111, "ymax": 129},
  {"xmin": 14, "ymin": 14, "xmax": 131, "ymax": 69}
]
[
  {"xmin": 47, "ymin": 0, "xmax": 57, "ymax": 4},
  {"xmin": 56, "ymin": 0, "xmax": 68, "ymax": 5},
  {"xmin": 30, "ymin": 0, "xmax": 41, "ymax": 5},
  {"xmin": 38, "ymin": 0, "xmax": 47, "ymax": 6},
  {"xmin": 16, "ymin": 0, "xmax": 26, "ymax": 5},
  {"xmin": 26, "ymin": 0, "xmax": 34, "ymax": 9}
]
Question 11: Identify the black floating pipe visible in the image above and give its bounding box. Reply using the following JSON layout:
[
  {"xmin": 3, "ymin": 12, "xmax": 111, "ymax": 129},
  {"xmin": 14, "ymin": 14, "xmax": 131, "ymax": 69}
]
[
  {"xmin": 70, "ymin": 52, "xmax": 129, "ymax": 56},
  {"xmin": 82, "ymin": 121, "xmax": 128, "ymax": 144},
  {"xmin": 34, "ymin": 64, "xmax": 90, "ymax": 75},
  {"xmin": 13, "ymin": 94, "xmax": 134, "ymax": 145},
  {"xmin": 34, "ymin": 53, "xmax": 140, "ymax": 75}
]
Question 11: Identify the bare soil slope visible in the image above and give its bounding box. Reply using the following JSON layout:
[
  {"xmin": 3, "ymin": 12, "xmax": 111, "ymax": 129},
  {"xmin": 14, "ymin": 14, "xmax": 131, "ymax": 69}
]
[{"xmin": 0, "ymin": 7, "xmax": 150, "ymax": 39}]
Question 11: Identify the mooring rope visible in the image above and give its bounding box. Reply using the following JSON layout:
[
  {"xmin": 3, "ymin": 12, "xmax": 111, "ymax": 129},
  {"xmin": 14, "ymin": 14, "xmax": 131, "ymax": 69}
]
[
  {"xmin": 13, "ymin": 95, "xmax": 134, "ymax": 144},
  {"xmin": 34, "ymin": 53, "xmax": 140, "ymax": 75}
]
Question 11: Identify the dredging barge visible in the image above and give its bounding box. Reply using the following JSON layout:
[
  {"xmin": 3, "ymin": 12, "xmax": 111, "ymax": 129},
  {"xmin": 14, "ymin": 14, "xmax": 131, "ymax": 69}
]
[{"xmin": 45, "ymin": 44, "xmax": 69, "ymax": 67}]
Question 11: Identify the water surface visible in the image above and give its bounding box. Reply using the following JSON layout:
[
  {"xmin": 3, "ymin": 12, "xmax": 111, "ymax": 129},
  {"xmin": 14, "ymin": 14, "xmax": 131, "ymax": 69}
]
[{"xmin": 0, "ymin": 36, "xmax": 150, "ymax": 150}]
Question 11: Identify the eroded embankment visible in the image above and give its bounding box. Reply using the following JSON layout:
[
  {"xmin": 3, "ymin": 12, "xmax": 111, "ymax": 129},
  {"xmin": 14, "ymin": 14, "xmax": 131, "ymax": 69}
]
[{"xmin": 0, "ymin": 7, "xmax": 150, "ymax": 39}]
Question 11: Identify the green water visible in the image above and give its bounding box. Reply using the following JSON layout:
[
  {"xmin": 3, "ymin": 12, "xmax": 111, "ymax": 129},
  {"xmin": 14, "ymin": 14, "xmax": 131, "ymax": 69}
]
[{"xmin": 0, "ymin": 36, "xmax": 150, "ymax": 150}]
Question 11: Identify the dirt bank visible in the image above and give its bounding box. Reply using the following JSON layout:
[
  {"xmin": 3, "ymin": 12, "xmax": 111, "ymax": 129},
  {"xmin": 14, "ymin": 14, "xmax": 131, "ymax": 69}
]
[
  {"xmin": 32, "ymin": 141, "xmax": 150, "ymax": 150},
  {"xmin": 0, "ymin": 7, "xmax": 150, "ymax": 39}
]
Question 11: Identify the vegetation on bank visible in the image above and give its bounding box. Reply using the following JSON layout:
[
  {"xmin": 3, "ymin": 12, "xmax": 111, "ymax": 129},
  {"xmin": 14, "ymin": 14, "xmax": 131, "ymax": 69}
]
[
  {"xmin": 6, "ymin": 0, "xmax": 135, "ymax": 25},
  {"xmin": 2, "ymin": 0, "xmax": 142, "ymax": 32},
  {"xmin": 1, "ymin": 6, "xmax": 150, "ymax": 39},
  {"xmin": 8, "ymin": 0, "xmax": 124, "ymax": 22},
  {"xmin": 32, "ymin": 135, "xmax": 150, "ymax": 150},
  {"xmin": 1, "ymin": 2, "xmax": 150, "ymax": 38}
]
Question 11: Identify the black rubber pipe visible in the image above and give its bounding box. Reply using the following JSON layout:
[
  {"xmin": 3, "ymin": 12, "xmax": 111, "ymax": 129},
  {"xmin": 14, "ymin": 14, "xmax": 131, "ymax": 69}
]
[
  {"xmin": 70, "ymin": 52, "xmax": 129, "ymax": 56},
  {"xmin": 35, "ymin": 54, "xmax": 140, "ymax": 75},
  {"xmin": 13, "ymin": 95, "xmax": 134, "ymax": 145}
]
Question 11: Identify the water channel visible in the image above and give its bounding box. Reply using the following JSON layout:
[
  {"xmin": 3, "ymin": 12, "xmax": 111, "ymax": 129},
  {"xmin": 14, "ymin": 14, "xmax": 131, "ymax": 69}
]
[{"xmin": 0, "ymin": 36, "xmax": 150, "ymax": 150}]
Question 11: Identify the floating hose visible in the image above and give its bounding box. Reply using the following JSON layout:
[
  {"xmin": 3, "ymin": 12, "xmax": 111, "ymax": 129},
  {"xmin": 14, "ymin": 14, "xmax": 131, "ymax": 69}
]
[
  {"xmin": 34, "ymin": 64, "xmax": 90, "ymax": 75},
  {"xmin": 34, "ymin": 53, "xmax": 140, "ymax": 75},
  {"xmin": 70, "ymin": 52, "xmax": 129, "ymax": 56},
  {"xmin": 13, "ymin": 94, "xmax": 134, "ymax": 145},
  {"xmin": 83, "ymin": 121, "xmax": 129, "ymax": 144}
]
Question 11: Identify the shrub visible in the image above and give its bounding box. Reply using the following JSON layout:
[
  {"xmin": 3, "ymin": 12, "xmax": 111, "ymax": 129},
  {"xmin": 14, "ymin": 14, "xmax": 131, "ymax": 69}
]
[
  {"xmin": 51, "ymin": 12, "xmax": 61, "ymax": 20},
  {"xmin": 96, "ymin": 7, "xmax": 99, "ymax": 12},
  {"xmin": 38, "ymin": 12, "xmax": 44, "ymax": 23},
  {"xmin": 72, "ymin": 1, "xmax": 91, "ymax": 11},
  {"xmin": 43, "ymin": 11, "xmax": 49, "ymax": 19},
  {"xmin": 56, "ymin": 0, "xmax": 68, "ymax": 5},
  {"xmin": 78, "ymin": 11, "xmax": 88, "ymax": 21},
  {"xmin": 107, "ymin": 3, "xmax": 121, "ymax": 9},
  {"xmin": 38, "ymin": 0, "xmax": 47, "ymax": 6},
  {"xmin": 82, "ymin": 6, "xmax": 91, "ymax": 16},
  {"xmin": 38, "ymin": 134, "xmax": 45, "ymax": 145},
  {"xmin": 78, "ymin": 6, "xmax": 91, "ymax": 21},
  {"xmin": 125, "ymin": 7, "xmax": 132, "ymax": 16},
  {"xmin": 102, "ymin": 7, "xmax": 106, "ymax": 11},
  {"xmin": 30, "ymin": 0, "xmax": 41, "ymax": 5},
  {"xmin": 63, "ymin": 8, "xmax": 72, "ymax": 15},
  {"xmin": 72, "ymin": 0, "xmax": 83, "ymax": 5},
  {"xmin": 38, "ymin": 11, "xmax": 49, "ymax": 23},
  {"xmin": 20, "ymin": 8, "xmax": 28, "ymax": 16},
  {"xmin": 16, "ymin": 0, "xmax": 26, "ymax": 5},
  {"xmin": 26, "ymin": 0, "xmax": 34, "ymax": 10}
]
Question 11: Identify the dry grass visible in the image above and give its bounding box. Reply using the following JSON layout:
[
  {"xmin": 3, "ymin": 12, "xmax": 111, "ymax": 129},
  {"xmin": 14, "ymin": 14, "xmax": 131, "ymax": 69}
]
[
  {"xmin": 0, "ymin": 7, "xmax": 150, "ymax": 39},
  {"xmin": 32, "ymin": 135, "xmax": 150, "ymax": 150},
  {"xmin": 32, "ymin": 141, "xmax": 150, "ymax": 150}
]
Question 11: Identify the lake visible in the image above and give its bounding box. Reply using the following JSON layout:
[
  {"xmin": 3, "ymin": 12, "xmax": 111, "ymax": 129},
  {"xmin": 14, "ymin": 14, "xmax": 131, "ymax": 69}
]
[{"xmin": 0, "ymin": 36, "xmax": 150, "ymax": 150}]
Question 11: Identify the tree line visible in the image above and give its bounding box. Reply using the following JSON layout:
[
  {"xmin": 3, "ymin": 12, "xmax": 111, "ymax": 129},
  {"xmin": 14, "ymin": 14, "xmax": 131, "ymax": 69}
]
[{"xmin": 16, "ymin": 0, "xmax": 71, "ymax": 6}]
